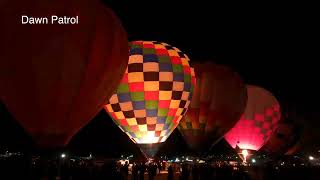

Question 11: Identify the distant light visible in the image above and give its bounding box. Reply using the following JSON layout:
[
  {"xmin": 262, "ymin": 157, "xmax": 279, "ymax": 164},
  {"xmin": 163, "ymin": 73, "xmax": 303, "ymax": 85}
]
[
  {"xmin": 281, "ymin": 162, "xmax": 284, "ymax": 166},
  {"xmin": 61, "ymin": 153, "xmax": 66, "ymax": 158},
  {"xmin": 175, "ymin": 158, "xmax": 180, "ymax": 162},
  {"xmin": 198, "ymin": 160, "xmax": 205, "ymax": 163},
  {"xmin": 252, "ymin": 159, "xmax": 256, "ymax": 163},
  {"xmin": 309, "ymin": 156, "xmax": 314, "ymax": 160},
  {"xmin": 119, "ymin": 159, "xmax": 129, "ymax": 165}
]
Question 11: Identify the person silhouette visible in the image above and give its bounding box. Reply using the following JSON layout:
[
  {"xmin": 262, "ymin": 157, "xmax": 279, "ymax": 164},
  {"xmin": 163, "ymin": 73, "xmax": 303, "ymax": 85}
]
[
  {"xmin": 167, "ymin": 165, "xmax": 174, "ymax": 180},
  {"xmin": 139, "ymin": 162, "xmax": 145, "ymax": 180}
]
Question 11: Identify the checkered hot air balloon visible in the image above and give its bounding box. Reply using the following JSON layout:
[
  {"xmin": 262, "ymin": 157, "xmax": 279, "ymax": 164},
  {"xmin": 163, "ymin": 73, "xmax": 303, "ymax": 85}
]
[
  {"xmin": 224, "ymin": 85, "xmax": 281, "ymax": 153},
  {"xmin": 178, "ymin": 62, "xmax": 247, "ymax": 155},
  {"xmin": 104, "ymin": 41, "xmax": 195, "ymax": 157}
]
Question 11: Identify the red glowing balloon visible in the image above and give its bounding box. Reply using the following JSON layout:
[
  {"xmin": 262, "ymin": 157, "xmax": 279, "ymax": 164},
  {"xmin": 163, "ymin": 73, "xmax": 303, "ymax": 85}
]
[
  {"xmin": 224, "ymin": 85, "xmax": 281, "ymax": 151},
  {"xmin": 0, "ymin": 0, "xmax": 128, "ymax": 148},
  {"xmin": 178, "ymin": 62, "xmax": 247, "ymax": 153}
]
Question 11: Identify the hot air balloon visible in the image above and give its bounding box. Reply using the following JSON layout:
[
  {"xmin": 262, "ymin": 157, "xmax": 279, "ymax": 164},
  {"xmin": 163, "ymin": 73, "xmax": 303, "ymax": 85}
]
[
  {"xmin": 178, "ymin": 62, "xmax": 247, "ymax": 154},
  {"xmin": 104, "ymin": 41, "xmax": 195, "ymax": 158},
  {"xmin": 260, "ymin": 113, "xmax": 302, "ymax": 158},
  {"xmin": 0, "ymin": 0, "xmax": 128, "ymax": 149},
  {"xmin": 224, "ymin": 85, "xmax": 281, "ymax": 162},
  {"xmin": 283, "ymin": 110, "xmax": 309, "ymax": 156}
]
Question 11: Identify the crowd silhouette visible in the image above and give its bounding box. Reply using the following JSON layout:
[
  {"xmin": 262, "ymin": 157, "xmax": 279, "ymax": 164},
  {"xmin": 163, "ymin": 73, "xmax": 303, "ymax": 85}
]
[{"xmin": 0, "ymin": 155, "xmax": 320, "ymax": 180}]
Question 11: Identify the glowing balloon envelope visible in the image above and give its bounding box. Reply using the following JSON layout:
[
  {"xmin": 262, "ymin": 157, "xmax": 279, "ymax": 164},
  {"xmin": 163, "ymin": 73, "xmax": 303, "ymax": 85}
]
[
  {"xmin": 0, "ymin": 0, "xmax": 128, "ymax": 149},
  {"xmin": 178, "ymin": 62, "xmax": 247, "ymax": 154},
  {"xmin": 224, "ymin": 85, "xmax": 281, "ymax": 153},
  {"xmin": 105, "ymin": 41, "xmax": 195, "ymax": 157}
]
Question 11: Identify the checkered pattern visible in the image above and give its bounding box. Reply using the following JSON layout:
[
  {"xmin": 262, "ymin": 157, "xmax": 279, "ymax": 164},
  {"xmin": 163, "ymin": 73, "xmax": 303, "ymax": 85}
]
[
  {"xmin": 105, "ymin": 41, "xmax": 195, "ymax": 144},
  {"xmin": 224, "ymin": 85, "xmax": 281, "ymax": 151},
  {"xmin": 177, "ymin": 73, "xmax": 204, "ymax": 135}
]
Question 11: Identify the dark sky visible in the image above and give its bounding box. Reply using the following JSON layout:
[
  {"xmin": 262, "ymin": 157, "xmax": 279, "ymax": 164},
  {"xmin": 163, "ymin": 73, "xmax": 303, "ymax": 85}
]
[{"xmin": 0, "ymin": 1, "xmax": 318, "ymax": 156}]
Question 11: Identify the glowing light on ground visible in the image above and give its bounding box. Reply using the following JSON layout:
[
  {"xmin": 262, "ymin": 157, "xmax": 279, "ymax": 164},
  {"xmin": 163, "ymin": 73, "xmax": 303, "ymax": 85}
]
[{"xmin": 242, "ymin": 149, "xmax": 249, "ymax": 163}]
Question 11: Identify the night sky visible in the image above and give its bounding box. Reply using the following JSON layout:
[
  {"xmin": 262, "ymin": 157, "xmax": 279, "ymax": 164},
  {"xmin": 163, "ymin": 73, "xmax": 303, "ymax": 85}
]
[{"xmin": 0, "ymin": 1, "xmax": 318, "ymax": 156}]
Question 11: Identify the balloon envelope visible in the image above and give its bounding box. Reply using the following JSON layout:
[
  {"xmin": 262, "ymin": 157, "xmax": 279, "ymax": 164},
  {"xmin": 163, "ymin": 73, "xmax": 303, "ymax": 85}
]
[
  {"xmin": 178, "ymin": 62, "xmax": 247, "ymax": 153},
  {"xmin": 105, "ymin": 41, "xmax": 195, "ymax": 157},
  {"xmin": 0, "ymin": 0, "xmax": 128, "ymax": 148},
  {"xmin": 224, "ymin": 85, "xmax": 281, "ymax": 151},
  {"xmin": 260, "ymin": 116, "xmax": 302, "ymax": 157}
]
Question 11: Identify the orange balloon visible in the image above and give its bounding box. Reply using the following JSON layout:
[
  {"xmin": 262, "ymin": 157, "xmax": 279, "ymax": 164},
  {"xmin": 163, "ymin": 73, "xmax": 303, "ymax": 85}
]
[
  {"xmin": 0, "ymin": 0, "xmax": 128, "ymax": 148},
  {"xmin": 178, "ymin": 62, "xmax": 247, "ymax": 153}
]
